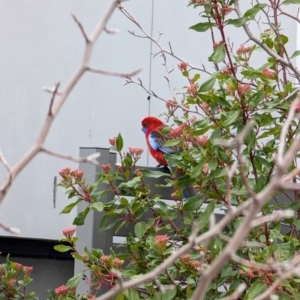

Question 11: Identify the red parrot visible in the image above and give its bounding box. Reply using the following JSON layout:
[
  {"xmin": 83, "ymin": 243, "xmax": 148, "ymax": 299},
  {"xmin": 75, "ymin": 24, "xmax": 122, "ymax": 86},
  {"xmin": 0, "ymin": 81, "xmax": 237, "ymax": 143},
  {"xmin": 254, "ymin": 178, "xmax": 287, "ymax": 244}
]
[
  {"xmin": 141, "ymin": 116, "xmax": 184, "ymax": 166},
  {"xmin": 141, "ymin": 116, "xmax": 191, "ymax": 199}
]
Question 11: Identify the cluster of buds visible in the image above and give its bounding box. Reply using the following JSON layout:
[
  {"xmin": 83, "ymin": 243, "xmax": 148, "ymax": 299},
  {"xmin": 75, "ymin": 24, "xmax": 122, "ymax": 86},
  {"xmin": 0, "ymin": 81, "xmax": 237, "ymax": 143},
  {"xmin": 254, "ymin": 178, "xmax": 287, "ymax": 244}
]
[
  {"xmin": 108, "ymin": 137, "xmax": 117, "ymax": 147},
  {"xmin": 220, "ymin": 6, "xmax": 234, "ymax": 16},
  {"xmin": 179, "ymin": 254, "xmax": 204, "ymax": 271},
  {"xmin": 262, "ymin": 68, "xmax": 275, "ymax": 79},
  {"xmin": 199, "ymin": 102, "xmax": 210, "ymax": 112},
  {"xmin": 101, "ymin": 163, "xmax": 112, "ymax": 174},
  {"xmin": 62, "ymin": 227, "xmax": 76, "ymax": 239},
  {"xmin": 236, "ymin": 45, "xmax": 253, "ymax": 56},
  {"xmin": 166, "ymin": 99, "xmax": 178, "ymax": 113},
  {"xmin": 54, "ymin": 285, "xmax": 76, "ymax": 297},
  {"xmin": 155, "ymin": 234, "xmax": 169, "ymax": 253},
  {"xmin": 170, "ymin": 122, "xmax": 186, "ymax": 137},
  {"xmin": 99, "ymin": 255, "xmax": 124, "ymax": 270},
  {"xmin": 58, "ymin": 167, "xmax": 84, "ymax": 184},
  {"xmin": 187, "ymin": 84, "xmax": 198, "ymax": 98},
  {"xmin": 178, "ymin": 61, "xmax": 188, "ymax": 71},
  {"xmin": 128, "ymin": 147, "xmax": 144, "ymax": 160},
  {"xmin": 0, "ymin": 263, "xmax": 32, "ymax": 277},
  {"xmin": 196, "ymin": 136, "xmax": 208, "ymax": 147},
  {"xmin": 222, "ymin": 67, "xmax": 232, "ymax": 75},
  {"xmin": 238, "ymin": 83, "xmax": 251, "ymax": 95}
]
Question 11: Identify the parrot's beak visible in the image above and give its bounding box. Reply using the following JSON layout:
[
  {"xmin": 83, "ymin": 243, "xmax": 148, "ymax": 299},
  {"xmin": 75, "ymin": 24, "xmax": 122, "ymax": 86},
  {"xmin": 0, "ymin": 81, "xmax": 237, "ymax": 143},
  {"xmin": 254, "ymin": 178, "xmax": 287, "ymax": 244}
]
[{"xmin": 142, "ymin": 127, "xmax": 147, "ymax": 133}]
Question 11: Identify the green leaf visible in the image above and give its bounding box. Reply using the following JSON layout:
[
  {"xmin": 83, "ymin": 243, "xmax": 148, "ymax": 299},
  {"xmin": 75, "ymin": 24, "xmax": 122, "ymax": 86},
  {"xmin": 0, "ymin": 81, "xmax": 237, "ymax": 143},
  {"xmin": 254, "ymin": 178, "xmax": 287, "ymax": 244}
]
[
  {"xmin": 211, "ymin": 44, "xmax": 226, "ymax": 64},
  {"xmin": 250, "ymin": 90, "xmax": 265, "ymax": 107},
  {"xmin": 190, "ymin": 162, "xmax": 204, "ymax": 178},
  {"xmin": 119, "ymin": 176, "xmax": 141, "ymax": 188},
  {"xmin": 189, "ymin": 22, "xmax": 215, "ymax": 32},
  {"xmin": 60, "ymin": 199, "xmax": 81, "ymax": 214},
  {"xmin": 208, "ymin": 158, "xmax": 218, "ymax": 170},
  {"xmin": 26, "ymin": 291, "xmax": 36, "ymax": 298},
  {"xmin": 141, "ymin": 169, "xmax": 171, "ymax": 178},
  {"xmin": 245, "ymin": 280, "xmax": 268, "ymax": 299},
  {"xmin": 66, "ymin": 273, "xmax": 82, "ymax": 288},
  {"xmin": 243, "ymin": 4, "xmax": 267, "ymax": 19},
  {"xmin": 162, "ymin": 286, "xmax": 177, "ymax": 300},
  {"xmin": 198, "ymin": 201, "xmax": 216, "ymax": 229},
  {"xmin": 53, "ymin": 245, "xmax": 72, "ymax": 252},
  {"xmin": 116, "ymin": 133, "xmax": 123, "ymax": 152},
  {"xmin": 223, "ymin": 111, "xmax": 239, "ymax": 127},
  {"xmin": 134, "ymin": 222, "xmax": 147, "ymax": 240},
  {"xmin": 115, "ymin": 293, "xmax": 125, "ymax": 300},
  {"xmin": 226, "ymin": 18, "xmax": 245, "ymax": 27},
  {"xmin": 291, "ymin": 50, "xmax": 300, "ymax": 58},
  {"xmin": 73, "ymin": 207, "xmax": 90, "ymax": 226},
  {"xmin": 124, "ymin": 289, "xmax": 139, "ymax": 300},
  {"xmin": 283, "ymin": 0, "xmax": 300, "ymax": 4},
  {"xmin": 199, "ymin": 76, "xmax": 216, "ymax": 92},
  {"xmin": 90, "ymin": 202, "xmax": 104, "ymax": 212},
  {"xmin": 183, "ymin": 195, "xmax": 205, "ymax": 211},
  {"xmin": 163, "ymin": 138, "xmax": 181, "ymax": 147}
]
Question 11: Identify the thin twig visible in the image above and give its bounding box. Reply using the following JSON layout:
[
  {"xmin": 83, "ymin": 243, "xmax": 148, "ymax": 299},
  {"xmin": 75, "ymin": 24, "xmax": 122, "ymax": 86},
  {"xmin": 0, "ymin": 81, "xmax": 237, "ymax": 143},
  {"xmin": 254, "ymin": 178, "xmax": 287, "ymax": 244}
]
[
  {"xmin": 48, "ymin": 82, "xmax": 60, "ymax": 116},
  {"xmin": 71, "ymin": 13, "xmax": 90, "ymax": 43},
  {"xmin": 87, "ymin": 66, "xmax": 143, "ymax": 78},
  {"xmin": 40, "ymin": 148, "xmax": 100, "ymax": 165},
  {"xmin": 0, "ymin": 222, "xmax": 21, "ymax": 235}
]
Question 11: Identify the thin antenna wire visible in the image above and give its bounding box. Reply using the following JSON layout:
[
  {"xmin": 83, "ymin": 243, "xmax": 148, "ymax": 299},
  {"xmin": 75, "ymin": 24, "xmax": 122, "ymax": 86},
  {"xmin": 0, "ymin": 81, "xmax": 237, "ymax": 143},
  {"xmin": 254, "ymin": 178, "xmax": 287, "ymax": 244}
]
[{"xmin": 147, "ymin": 0, "xmax": 154, "ymax": 166}]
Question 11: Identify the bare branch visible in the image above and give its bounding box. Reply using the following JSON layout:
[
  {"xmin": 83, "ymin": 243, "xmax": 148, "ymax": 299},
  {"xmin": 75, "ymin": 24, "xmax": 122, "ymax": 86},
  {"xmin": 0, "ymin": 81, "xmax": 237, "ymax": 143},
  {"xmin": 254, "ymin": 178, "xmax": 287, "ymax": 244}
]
[
  {"xmin": 250, "ymin": 209, "xmax": 294, "ymax": 228},
  {"xmin": 71, "ymin": 13, "xmax": 90, "ymax": 43},
  {"xmin": 278, "ymin": 7, "xmax": 300, "ymax": 23},
  {"xmin": 40, "ymin": 148, "xmax": 100, "ymax": 165},
  {"xmin": 119, "ymin": 6, "xmax": 211, "ymax": 74},
  {"xmin": 219, "ymin": 283, "xmax": 246, "ymax": 300},
  {"xmin": 0, "ymin": 0, "xmax": 121, "ymax": 203},
  {"xmin": 277, "ymin": 97, "xmax": 298, "ymax": 167},
  {"xmin": 48, "ymin": 82, "xmax": 60, "ymax": 116},
  {"xmin": 104, "ymin": 27, "xmax": 120, "ymax": 34},
  {"xmin": 87, "ymin": 66, "xmax": 143, "ymax": 78},
  {"xmin": 0, "ymin": 151, "xmax": 11, "ymax": 172},
  {"xmin": 0, "ymin": 222, "xmax": 21, "ymax": 235}
]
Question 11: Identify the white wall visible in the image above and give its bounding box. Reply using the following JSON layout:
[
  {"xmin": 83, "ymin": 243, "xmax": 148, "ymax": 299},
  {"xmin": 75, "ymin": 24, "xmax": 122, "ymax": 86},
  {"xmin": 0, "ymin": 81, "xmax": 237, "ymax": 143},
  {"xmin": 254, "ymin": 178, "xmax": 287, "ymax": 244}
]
[{"xmin": 0, "ymin": 1, "xmax": 298, "ymax": 239}]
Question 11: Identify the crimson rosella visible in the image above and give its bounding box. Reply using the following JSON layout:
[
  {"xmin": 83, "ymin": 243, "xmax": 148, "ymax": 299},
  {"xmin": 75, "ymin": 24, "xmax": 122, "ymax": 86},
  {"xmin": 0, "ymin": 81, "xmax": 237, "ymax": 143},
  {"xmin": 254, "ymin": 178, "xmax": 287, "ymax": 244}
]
[{"xmin": 141, "ymin": 116, "xmax": 191, "ymax": 198}]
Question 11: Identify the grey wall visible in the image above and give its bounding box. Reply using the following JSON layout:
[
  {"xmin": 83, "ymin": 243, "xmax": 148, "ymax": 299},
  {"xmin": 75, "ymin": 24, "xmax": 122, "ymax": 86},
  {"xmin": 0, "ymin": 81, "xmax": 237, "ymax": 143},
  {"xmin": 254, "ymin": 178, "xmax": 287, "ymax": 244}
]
[{"xmin": 0, "ymin": 0, "xmax": 298, "ymax": 240}]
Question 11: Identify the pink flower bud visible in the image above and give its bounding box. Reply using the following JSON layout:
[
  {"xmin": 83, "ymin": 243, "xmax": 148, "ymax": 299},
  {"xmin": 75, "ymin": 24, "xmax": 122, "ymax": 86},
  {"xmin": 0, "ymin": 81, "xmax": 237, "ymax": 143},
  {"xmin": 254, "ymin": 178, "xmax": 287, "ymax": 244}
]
[
  {"xmin": 109, "ymin": 137, "xmax": 117, "ymax": 147},
  {"xmin": 62, "ymin": 227, "xmax": 76, "ymax": 238},
  {"xmin": 112, "ymin": 258, "xmax": 124, "ymax": 269},
  {"xmin": 187, "ymin": 84, "xmax": 198, "ymax": 98},
  {"xmin": 58, "ymin": 167, "xmax": 71, "ymax": 177},
  {"xmin": 101, "ymin": 164, "xmax": 111, "ymax": 174},
  {"xmin": 23, "ymin": 266, "xmax": 33, "ymax": 276},
  {"xmin": 155, "ymin": 234, "xmax": 169, "ymax": 253},
  {"xmin": 262, "ymin": 68, "xmax": 275, "ymax": 79},
  {"xmin": 238, "ymin": 83, "xmax": 250, "ymax": 95},
  {"xmin": 178, "ymin": 62, "xmax": 188, "ymax": 71}
]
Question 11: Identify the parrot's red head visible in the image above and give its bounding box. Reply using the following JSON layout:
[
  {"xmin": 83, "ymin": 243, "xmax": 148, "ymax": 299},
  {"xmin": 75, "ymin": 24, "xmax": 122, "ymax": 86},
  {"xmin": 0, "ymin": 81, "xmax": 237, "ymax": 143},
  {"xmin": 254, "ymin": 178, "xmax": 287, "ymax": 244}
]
[{"xmin": 141, "ymin": 116, "xmax": 165, "ymax": 133}]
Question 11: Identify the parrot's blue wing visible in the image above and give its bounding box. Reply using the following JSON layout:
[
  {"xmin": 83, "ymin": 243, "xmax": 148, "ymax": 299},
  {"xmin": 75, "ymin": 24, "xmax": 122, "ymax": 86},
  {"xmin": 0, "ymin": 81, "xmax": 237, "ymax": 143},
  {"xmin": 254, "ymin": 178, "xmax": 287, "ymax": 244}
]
[{"xmin": 148, "ymin": 130, "xmax": 178, "ymax": 154}]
